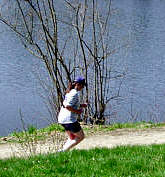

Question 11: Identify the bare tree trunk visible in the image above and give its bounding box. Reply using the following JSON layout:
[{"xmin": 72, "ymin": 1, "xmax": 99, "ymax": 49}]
[{"xmin": 0, "ymin": 0, "xmax": 128, "ymax": 124}]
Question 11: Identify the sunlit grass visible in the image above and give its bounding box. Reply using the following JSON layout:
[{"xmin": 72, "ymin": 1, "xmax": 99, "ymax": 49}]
[
  {"xmin": 2, "ymin": 121, "xmax": 165, "ymax": 144},
  {"xmin": 83, "ymin": 121, "xmax": 165, "ymax": 134},
  {"xmin": 3, "ymin": 124, "xmax": 65, "ymax": 143},
  {"xmin": 1, "ymin": 144, "xmax": 165, "ymax": 177}
]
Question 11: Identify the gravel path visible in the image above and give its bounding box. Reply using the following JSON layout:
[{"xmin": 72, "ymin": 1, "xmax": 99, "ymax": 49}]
[
  {"xmin": 1, "ymin": 127, "xmax": 165, "ymax": 159},
  {"xmin": 76, "ymin": 127, "xmax": 165, "ymax": 149}
]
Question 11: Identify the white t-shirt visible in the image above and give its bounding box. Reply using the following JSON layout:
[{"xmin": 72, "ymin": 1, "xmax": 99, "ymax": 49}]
[{"xmin": 58, "ymin": 89, "xmax": 80, "ymax": 124}]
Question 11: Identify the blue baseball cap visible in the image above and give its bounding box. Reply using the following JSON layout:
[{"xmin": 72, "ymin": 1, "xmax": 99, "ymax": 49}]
[{"xmin": 74, "ymin": 76, "xmax": 87, "ymax": 86}]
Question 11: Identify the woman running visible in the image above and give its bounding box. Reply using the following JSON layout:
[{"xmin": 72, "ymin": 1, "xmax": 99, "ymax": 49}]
[{"xmin": 58, "ymin": 76, "xmax": 87, "ymax": 151}]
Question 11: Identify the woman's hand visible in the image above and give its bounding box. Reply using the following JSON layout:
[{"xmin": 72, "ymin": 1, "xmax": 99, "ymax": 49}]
[
  {"xmin": 77, "ymin": 108, "xmax": 83, "ymax": 114},
  {"xmin": 80, "ymin": 103, "xmax": 89, "ymax": 108}
]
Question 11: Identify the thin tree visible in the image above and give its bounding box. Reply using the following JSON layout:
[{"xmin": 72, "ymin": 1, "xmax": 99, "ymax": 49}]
[{"xmin": 0, "ymin": 0, "xmax": 127, "ymax": 124}]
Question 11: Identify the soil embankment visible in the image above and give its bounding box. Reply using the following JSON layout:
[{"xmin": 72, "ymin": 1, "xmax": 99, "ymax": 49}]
[{"xmin": 1, "ymin": 126, "xmax": 165, "ymax": 159}]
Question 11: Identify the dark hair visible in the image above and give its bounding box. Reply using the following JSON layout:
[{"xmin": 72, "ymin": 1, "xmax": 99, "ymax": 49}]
[{"xmin": 65, "ymin": 81, "xmax": 76, "ymax": 93}]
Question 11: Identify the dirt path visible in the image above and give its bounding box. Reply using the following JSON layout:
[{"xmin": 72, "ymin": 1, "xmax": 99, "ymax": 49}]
[
  {"xmin": 76, "ymin": 127, "xmax": 165, "ymax": 149},
  {"xmin": 1, "ymin": 127, "xmax": 165, "ymax": 159}
]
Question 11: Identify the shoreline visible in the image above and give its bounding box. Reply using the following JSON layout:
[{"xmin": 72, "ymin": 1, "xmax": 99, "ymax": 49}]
[{"xmin": 1, "ymin": 125, "xmax": 165, "ymax": 159}]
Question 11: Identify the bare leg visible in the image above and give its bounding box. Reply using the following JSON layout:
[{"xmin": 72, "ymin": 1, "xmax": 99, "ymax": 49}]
[
  {"xmin": 66, "ymin": 131, "xmax": 76, "ymax": 140},
  {"xmin": 72, "ymin": 129, "xmax": 85, "ymax": 144},
  {"xmin": 62, "ymin": 130, "xmax": 85, "ymax": 151}
]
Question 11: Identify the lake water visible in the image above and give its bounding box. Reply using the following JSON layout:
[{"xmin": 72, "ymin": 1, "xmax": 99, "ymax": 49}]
[
  {"xmin": 1, "ymin": 0, "xmax": 165, "ymax": 136},
  {"xmin": 0, "ymin": 25, "xmax": 49, "ymax": 136},
  {"xmin": 115, "ymin": 0, "xmax": 165, "ymax": 123}
]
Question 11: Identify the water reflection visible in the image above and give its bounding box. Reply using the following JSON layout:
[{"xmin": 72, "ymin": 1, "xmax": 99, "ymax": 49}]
[
  {"xmin": 0, "ymin": 24, "xmax": 49, "ymax": 136},
  {"xmin": 131, "ymin": 0, "xmax": 152, "ymax": 50},
  {"xmin": 124, "ymin": 0, "xmax": 165, "ymax": 122},
  {"xmin": 1, "ymin": 0, "xmax": 165, "ymax": 135}
]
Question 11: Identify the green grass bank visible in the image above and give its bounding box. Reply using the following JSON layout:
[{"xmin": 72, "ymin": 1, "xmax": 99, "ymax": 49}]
[{"xmin": 0, "ymin": 144, "xmax": 165, "ymax": 177}]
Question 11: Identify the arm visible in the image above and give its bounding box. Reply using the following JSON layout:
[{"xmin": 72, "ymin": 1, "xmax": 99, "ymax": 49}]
[
  {"xmin": 80, "ymin": 104, "xmax": 87, "ymax": 108},
  {"xmin": 80, "ymin": 103, "xmax": 89, "ymax": 108},
  {"xmin": 65, "ymin": 105, "xmax": 83, "ymax": 115}
]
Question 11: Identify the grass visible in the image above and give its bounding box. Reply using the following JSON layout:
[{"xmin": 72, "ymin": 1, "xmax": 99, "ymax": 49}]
[
  {"xmin": 1, "ymin": 122, "xmax": 165, "ymax": 176},
  {"xmin": 0, "ymin": 124, "xmax": 65, "ymax": 144},
  {"xmin": 1, "ymin": 121, "xmax": 165, "ymax": 144},
  {"xmin": 82, "ymin": 121, "xmax": 165, "ymax": 134},
  {"xmin": 0, "ymin": 144, "xmax": 165, "ymax": 176}
]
